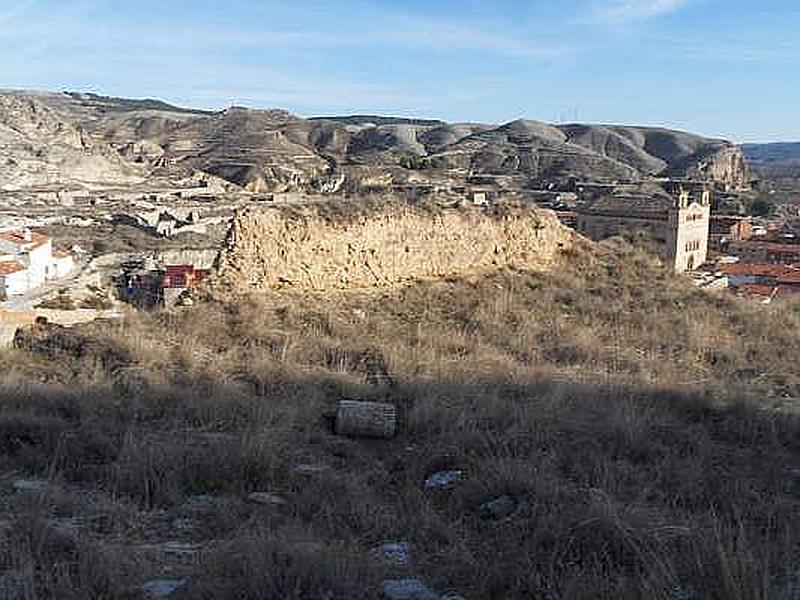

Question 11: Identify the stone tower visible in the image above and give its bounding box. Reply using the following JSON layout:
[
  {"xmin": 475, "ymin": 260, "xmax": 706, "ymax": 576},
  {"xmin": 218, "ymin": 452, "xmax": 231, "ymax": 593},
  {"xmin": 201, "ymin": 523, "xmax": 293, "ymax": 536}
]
[{"xmin": 666, "ymin": 185, "xmax": 711, "ymax": 273}]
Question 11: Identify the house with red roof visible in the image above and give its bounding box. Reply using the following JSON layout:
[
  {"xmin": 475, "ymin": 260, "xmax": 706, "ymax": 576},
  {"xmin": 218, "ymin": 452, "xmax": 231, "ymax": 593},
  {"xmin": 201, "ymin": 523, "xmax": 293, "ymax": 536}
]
[{"xmin": 161, "ymin": 264, "xmax": 210, "ymax": 305}]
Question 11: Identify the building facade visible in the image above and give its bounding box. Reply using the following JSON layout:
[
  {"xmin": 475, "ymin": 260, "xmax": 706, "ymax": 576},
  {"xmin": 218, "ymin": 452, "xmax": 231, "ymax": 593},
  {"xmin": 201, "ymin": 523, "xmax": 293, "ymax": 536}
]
[
  {"xmin": 709, "ymin": 216, "xmax": 753, "ymax": 250},
  {"xmin": 0, "ymin": 229, "xmax": 73, "ymax": 299},
  {"xmin": 576, "ymin": 185, "xmax": 711, "ymax": 273},
  {"xmin": 0, "ymin": 262, "xmax": 29, "ymax": 298}
]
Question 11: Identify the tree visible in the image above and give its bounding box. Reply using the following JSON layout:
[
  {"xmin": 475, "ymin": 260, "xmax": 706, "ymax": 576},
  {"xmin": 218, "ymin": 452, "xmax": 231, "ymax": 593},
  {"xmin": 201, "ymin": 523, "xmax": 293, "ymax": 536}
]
[{"xmin": 749, "ymin": 197, "xmax": 774, "ymax": 217}]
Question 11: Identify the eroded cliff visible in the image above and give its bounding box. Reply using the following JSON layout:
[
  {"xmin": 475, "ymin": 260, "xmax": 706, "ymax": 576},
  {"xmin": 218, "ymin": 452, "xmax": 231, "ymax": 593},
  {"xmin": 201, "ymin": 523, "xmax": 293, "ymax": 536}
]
[{"xmin": 213, "ymin": 201, "xmax": 574, "ymax": 294}]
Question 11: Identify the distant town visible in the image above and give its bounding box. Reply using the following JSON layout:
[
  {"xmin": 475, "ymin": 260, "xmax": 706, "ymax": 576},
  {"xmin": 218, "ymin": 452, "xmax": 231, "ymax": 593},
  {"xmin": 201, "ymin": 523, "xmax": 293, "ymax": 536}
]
[
  {"xmin": 2, "ymin": 172, "xmax": 798, "ymax": 318},
  {"xmin": 0, "ymin": 90, "xmax": 798, "ymax": 349}
]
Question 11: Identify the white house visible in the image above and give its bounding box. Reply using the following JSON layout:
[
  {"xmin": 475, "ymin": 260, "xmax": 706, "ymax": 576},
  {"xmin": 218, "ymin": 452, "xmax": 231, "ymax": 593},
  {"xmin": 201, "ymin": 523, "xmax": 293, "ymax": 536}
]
[
  {"xmin": 0, "ymin": 229, "xmax": 73, "ymax": 299},
  {"xmin": 0, "ymin": 261, "xmax": 29, "ymax": 298},
  {"xmin": 51, "ymin": 251, "xmax": 75, "ymax": 279}
]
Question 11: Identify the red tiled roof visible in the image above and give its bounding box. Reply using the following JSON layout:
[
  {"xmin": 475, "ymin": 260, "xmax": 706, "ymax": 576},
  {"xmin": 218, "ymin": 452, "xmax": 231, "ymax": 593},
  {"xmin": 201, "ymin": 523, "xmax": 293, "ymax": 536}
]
[
  {"xmin": 719, "ymin": 263, "xmax": 800, "ymax": 285},
  {"xmin": 778, "ymin": 271, "xmax": 800, "ymax": 284},
  {"xmin": 739, "ymin": 284, "xmax": 776, "ymax": 298},
  {"xmin": 739, "ymin": 283, "xmax": 800, "ymax": 300},
  {"xmin": 718, "ymin": 263, "xmax": 799, "ymax": 277},
  {"xmin": 766, "ymin": 242, "xmax": 800, "ymax": 250},
  {"xmin": 165, "ymin": 265, "xmax": 194, "ymax": 276},
  {"xmin": 0, "ymin": 229, "xmax": 50, "ymax": 249},
  {"xmin": 734, "ymin": 241, "xmax": 800, "ymax": 253},
  {"xmin": 0, "ymin": 261, "xmax": 27, "ymax": 275},
  {"xmin": 162, "ymin": 265, "xmax": 204, "ymax": 289}
]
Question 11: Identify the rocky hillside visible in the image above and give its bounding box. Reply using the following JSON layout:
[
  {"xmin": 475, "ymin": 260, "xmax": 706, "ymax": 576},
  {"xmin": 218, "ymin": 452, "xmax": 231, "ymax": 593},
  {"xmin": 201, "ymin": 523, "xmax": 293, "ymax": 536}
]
[
  {"xmin": 0, "ymin": 89, "xmax": 750, "ymax": 193},
  {"xmin": 0, "ymin": 92, "xmax": 147, "ymax": 190},
  {"xmin": 744, "ymin": 142, "xmax": 800, "ymax": 189}
]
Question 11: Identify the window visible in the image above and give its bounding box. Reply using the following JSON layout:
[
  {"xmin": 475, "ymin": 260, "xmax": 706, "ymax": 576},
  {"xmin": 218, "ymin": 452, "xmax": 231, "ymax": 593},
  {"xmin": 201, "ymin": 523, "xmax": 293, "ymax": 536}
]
[{"xmin": 685, "ymin": 240, "xmax": 701, "ymax": 252}]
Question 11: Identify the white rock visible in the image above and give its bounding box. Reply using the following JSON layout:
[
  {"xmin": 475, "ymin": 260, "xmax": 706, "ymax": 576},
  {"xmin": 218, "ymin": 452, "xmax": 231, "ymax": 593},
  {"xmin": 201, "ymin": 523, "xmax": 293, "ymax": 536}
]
[
  {"xmin": 247, "ymin": 492, "xmax": 288, "ymax": 506},
  {"xmin": 293, "ymin": 463, "xmax": 328, "ymax": 475},
  {"xmin": 160, "ymin": 541, "xmax": 201, "ymax": 556},
  {"xmin": 170, "ymin": 517, "xmax": 196, "ymax": 531},
  {"xmin": 383, "ymin": 578, "xmax": 439, "ymax": 600},
  {"xmin": 46, "ymin": 517, "xmax": 80, "ymax": 538},
  {"xmin": 335, "ymin": 400, "xmax": 397, "ymax": 439},
  {"xmin": 142, "ymin": 579, "xmax": 187, "ymax": 598},
  {"xmin": 184, "ymin": 494, "xmax": 217, "ymax": 511},
  {"xmin": 374, "ymin": 541, "xmax": 410, "ymax": 568},
  {"xmin": 12, "ymin": 479, "xmax": 48, "ymax": 493},
  {"xmin": 424, "ymin": 471, "xmax": 463, "ymax": 490}
]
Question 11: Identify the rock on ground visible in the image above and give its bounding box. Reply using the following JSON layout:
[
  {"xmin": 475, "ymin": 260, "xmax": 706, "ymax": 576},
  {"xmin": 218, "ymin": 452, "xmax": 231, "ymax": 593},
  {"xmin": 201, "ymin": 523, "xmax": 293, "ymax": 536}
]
[
  {"xmin": 383, "ymin": 578, "xmax": 439, "ymax": 600},
  {"xmin": 479, "ymin": 494, "xmax": 520, "ymax": 520},
  {"xmin": 12, "ymin": 479, "xmax": 49, "ymax": 493},
  {"xmin": 335, "ymin": 400, "xmax": 397, "ymax": 439},
  {"xmin": 142, "ymin": 578, "xmax": 187, "ymax": 598},
  {"xmin": 374, "ymin": 541, "xmax": 411, "ymax": 568},
  {"xmin": 424, "ymin": 470, "xmax": 463, "ymax": 490},
  {"xmin": 247, "ymin": 491, "xmax": 288, "ymax": 506}
]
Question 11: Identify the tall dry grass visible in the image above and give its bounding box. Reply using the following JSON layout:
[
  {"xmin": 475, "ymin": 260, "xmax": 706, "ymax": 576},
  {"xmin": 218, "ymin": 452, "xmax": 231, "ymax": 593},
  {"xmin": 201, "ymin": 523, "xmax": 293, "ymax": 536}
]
[{"xmin": 0, "ymin": 238, "xmax": 798, "ymax": 598}]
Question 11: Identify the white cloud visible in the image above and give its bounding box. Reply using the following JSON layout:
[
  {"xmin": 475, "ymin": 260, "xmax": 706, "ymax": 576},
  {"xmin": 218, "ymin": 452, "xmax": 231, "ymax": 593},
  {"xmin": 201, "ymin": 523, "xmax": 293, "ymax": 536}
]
[
  {"xmin": 368, "ymin": 15, "xmax": 569, "ymax": 60},
  {"xmin": 0, "ymin": 7, "xmax": 568, "ymax": 63},
  {"xmin": 592, "ymin": 0, "xmax": 691, "ymax": 23}
]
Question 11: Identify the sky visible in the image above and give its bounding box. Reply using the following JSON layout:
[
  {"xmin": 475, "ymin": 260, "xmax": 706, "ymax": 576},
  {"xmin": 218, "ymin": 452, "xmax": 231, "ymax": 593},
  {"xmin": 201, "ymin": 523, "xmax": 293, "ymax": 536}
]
[{"xmin": 0, "ymin": 0, "xmax": 797, "ymax": 142}]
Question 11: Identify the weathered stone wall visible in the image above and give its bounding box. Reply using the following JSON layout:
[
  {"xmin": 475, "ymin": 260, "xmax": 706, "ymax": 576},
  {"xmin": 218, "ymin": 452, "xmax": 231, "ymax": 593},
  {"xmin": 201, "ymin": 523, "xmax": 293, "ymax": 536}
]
[{"xmin": 213, "ymin": 202, "xmax": 573, "ymax": 293}]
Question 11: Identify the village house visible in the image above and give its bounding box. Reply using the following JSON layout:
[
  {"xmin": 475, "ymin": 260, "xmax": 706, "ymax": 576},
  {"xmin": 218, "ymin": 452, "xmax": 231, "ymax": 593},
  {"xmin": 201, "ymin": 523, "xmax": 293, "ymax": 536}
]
[
  {"xmin": 0, "ymin": 262, "xmax": 29, "ymax": 298},
  {"xmin": 161, "ymin": 264, "xmax": 210, "ymax": 306},
  {"xmin": 0, "ymin": 229, "xmax": 74, "ymax": 300},
  {"xmin": 575, "ymin": 183, "xmax": 712, "ymax": 273},
  {"xmin": 709, "ymin": 215, "xmax": 753, "ymax": 250},
  {"xmin": 119, "ymin": 260, "xmax": 210, "ymax": 308}
]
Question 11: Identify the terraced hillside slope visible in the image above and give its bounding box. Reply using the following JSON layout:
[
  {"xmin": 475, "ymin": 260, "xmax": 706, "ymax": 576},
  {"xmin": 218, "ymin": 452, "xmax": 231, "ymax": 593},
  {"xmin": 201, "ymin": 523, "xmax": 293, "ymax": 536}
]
[{"xmin": 0, "ymin": 90, "xmax": 750, "ymax": 193}]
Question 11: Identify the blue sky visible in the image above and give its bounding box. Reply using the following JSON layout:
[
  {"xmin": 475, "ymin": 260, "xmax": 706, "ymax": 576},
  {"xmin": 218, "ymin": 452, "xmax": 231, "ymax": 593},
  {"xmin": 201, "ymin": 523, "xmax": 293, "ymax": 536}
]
[{"xmin": 1, "ymin": 0, "xmax": 797, "ymax": 142}]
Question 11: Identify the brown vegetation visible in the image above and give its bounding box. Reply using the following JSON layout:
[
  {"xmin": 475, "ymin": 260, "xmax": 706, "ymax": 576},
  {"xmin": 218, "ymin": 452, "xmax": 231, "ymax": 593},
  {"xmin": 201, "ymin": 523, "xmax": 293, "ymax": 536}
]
[{"xmin": 0, "ymin": 239, "xmax": 799, "ymax": 599}]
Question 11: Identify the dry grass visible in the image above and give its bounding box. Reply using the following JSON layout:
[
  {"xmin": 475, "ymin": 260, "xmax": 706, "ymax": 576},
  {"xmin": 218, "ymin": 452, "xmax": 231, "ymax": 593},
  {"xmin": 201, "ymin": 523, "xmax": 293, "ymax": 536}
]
[{"xmin": 0, "ymin": 238, "xmax": 799, "ymax": 599}]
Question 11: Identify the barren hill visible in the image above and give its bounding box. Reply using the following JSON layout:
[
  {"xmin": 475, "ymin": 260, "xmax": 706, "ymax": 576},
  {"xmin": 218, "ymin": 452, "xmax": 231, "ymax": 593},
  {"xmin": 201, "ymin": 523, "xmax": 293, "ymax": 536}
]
[
  {"xmin": 0, "ymin": 89, "xmax": 750, "ymax": 193},
  {"xmin": 0, "ymin": 92, "xmax": 147, "ymax": 190},
  {"xmin": 744, "ymin": 142, "xmax": 800, "ymax": 188},
  {"xmin": 745, "ymin": 142, "xmax": 800, "ymax": 165}
]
